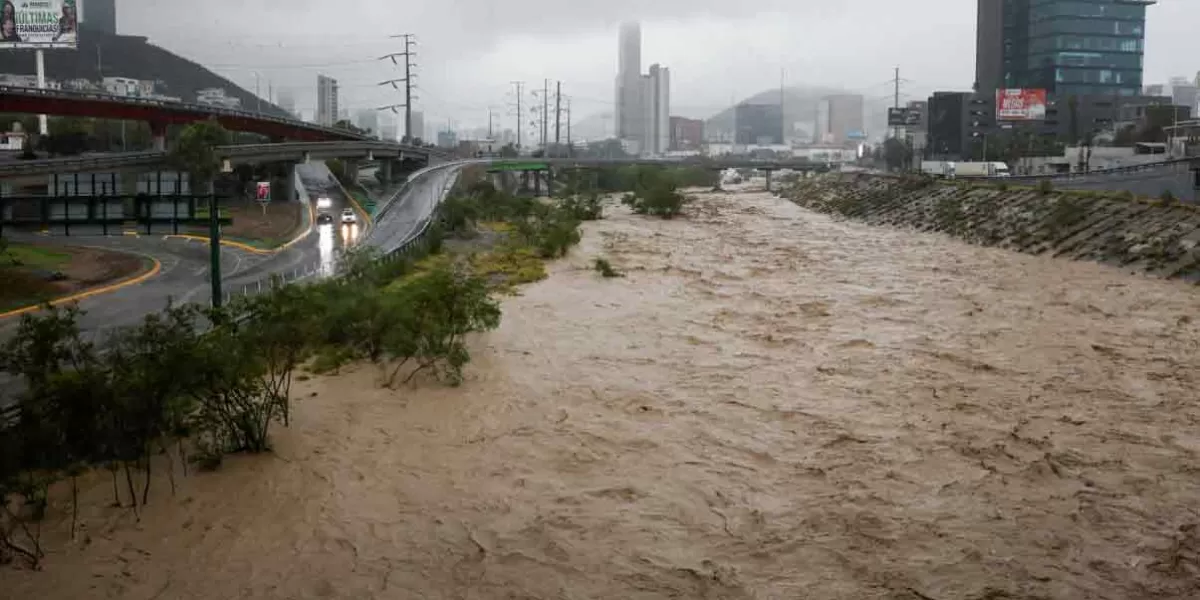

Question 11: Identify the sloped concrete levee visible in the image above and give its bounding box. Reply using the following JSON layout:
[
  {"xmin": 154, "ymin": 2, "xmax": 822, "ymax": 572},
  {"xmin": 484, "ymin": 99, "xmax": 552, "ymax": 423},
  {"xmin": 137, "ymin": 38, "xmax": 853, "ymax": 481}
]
[{"xmin": 784, "ymin": 174, "xmax": 1200, "ymax": 282}]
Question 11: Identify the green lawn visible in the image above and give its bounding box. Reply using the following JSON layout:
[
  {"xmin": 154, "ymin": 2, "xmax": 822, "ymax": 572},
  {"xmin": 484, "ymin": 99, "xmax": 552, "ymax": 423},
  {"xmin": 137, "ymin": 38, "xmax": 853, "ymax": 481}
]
[{"xmin": 5, "ymin": 244, "xmax": 72, "ymax": 270}]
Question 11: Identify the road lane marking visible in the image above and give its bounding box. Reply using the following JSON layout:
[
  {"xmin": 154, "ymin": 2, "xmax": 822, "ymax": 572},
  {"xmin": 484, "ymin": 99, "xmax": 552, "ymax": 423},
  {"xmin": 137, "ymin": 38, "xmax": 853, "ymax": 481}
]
[{"xmin": 0, "ymin": 254, "xmax": 163, "ymax": 320}]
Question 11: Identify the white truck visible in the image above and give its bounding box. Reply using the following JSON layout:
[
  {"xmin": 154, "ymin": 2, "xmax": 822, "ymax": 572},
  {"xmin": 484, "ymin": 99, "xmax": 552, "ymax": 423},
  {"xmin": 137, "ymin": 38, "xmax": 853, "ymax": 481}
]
[{"xmin": 921, "ymin": 161, "xmax": 1011, "ymax": 178}]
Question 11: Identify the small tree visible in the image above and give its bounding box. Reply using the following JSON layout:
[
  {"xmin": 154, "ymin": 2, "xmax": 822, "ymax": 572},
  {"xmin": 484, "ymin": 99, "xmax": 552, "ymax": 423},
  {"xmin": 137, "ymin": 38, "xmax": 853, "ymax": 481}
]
[
  {"xmin": 170, "ymin": 119, "xmax": 232, "ymax": 195},
  {"xmin": 381, "ymin": 263, "xmax": 501, "ymax": 386}
]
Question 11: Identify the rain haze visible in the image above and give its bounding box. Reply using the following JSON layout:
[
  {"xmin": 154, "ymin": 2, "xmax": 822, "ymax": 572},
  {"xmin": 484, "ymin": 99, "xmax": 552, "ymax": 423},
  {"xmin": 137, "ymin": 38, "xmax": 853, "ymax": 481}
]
[
  {"xmin": 117, "ymin": 0, "xmax": 1200, "ymax": 129},
  {"xmin": 6, "ymin": 0, "xmax": 1200, "ymax": 598}
]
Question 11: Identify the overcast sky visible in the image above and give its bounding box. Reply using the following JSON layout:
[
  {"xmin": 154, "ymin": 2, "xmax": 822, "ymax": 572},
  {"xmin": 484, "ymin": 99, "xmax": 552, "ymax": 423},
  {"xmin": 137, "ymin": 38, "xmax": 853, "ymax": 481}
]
[{"xmin": 116, "ymin": 0, "xmax": 1197, "ymax": 131}]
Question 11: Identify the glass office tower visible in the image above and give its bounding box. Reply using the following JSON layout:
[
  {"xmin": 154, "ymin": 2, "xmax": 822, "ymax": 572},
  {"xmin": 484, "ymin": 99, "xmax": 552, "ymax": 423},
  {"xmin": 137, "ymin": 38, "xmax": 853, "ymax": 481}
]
[{"xmin": 1022, "ymin": 0, "xmax": 1155, "ymax": 97}]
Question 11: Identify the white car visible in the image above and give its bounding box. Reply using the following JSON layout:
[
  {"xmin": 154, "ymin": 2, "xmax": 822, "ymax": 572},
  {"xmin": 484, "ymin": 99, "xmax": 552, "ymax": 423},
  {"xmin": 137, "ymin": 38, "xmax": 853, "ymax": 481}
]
[{"xmin": 341, "ymin": 208, "xmax": 357, "ymax": 225}]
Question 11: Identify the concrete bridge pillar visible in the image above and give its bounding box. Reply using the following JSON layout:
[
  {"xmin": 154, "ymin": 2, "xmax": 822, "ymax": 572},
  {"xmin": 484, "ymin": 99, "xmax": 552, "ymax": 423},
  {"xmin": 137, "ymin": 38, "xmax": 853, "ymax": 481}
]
[
  {"xmin": 150, "ymin": 121, "xmax": 168, "ymax": 152},
  {"xmin": 381, "ymin": 160, "xmax": 393, "ymax": 183},
  {"xmin": 285, "ymin": 162, "xmax": 298, "ymax": 202},
  {"xmin": 764, "ymin": 169, "xmax": 772, "ymax": 192}
]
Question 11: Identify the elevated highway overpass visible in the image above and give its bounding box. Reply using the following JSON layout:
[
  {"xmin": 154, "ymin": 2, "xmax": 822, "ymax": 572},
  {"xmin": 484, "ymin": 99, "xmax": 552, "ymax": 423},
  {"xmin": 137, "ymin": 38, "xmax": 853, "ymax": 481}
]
[
  {"xmin": 0, "ymin": 142, "xmax": 448, "ymax": 179},
  {"xmin": 0, "ymin": 86, "xmax": 371, "ymax": 144}
]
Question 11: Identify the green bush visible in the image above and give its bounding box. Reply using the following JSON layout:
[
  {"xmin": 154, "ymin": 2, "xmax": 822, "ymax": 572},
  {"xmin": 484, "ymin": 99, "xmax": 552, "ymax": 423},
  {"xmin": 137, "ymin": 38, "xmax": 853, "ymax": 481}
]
[
  {"xmin": 594, "ymin": 257, "xmax": 622, "ymax": 278},
  {"xmin": 1037, "ymin": 179, "xmax": 1054, "ymax": 195}
]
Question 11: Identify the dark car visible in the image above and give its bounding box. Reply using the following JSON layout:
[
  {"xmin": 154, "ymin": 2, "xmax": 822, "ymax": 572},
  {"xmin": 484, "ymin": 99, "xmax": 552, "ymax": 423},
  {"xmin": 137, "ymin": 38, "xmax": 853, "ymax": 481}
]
[{"xmin": 317, "ymin": 211, "xmax": 334, "ymax": 224}]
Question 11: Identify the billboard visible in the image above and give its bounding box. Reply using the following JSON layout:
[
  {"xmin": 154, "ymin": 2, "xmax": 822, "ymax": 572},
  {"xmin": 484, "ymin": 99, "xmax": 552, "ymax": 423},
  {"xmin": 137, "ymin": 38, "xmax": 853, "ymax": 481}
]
[
  {"xmin": 1, "ymin": 0, "xmax": 79, "ymax": 48},
  {"xmin": 995, "ymin": 89, "xmax": 1047, "ymax": 121},
  {"xmin": 255, "ymin": 181, "xmax": 271, "ymax": 203},
  {"xmin": 888, "ymin": 107, "xmax": 924, "ymax": 127}
]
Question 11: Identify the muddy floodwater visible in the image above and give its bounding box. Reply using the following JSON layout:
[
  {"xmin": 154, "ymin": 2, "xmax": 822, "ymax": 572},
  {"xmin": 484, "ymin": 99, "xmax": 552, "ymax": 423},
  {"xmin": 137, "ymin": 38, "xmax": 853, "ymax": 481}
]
[{"xmin": 6, "ymin": 186, "xmax": 1200, "ymax": 599}]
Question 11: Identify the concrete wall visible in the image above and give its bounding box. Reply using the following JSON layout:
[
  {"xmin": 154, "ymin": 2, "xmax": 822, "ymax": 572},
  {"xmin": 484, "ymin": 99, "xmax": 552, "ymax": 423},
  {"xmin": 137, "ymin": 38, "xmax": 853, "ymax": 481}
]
[{"xmin": 136, "ymin": 171, "xmax": 191, "ymax": 195}]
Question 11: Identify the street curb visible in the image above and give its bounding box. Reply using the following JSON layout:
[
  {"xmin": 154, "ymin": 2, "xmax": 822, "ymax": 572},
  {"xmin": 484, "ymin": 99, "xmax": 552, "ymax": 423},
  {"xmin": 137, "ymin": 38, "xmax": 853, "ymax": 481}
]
[
  {"xmin": 167, "ymin": 200, "xmax": 316, "ymax": 255},
  {"xmin": 0, "ymin": 253, "xmax": 163, "ymax": 320}
]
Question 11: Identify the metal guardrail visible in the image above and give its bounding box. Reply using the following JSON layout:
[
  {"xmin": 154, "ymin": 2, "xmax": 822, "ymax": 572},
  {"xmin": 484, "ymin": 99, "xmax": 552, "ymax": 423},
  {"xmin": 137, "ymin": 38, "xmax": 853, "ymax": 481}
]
[{"xmin": 1005, "ymin": 156, "xmax": 1198, "ymax": 182}]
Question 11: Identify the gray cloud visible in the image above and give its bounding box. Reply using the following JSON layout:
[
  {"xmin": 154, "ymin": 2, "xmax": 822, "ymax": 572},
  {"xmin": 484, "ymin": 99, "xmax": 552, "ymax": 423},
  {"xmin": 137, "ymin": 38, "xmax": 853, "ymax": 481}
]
[{"xmin": 109, "ymin": 0, "xmax": 1197, "ymax": 132}]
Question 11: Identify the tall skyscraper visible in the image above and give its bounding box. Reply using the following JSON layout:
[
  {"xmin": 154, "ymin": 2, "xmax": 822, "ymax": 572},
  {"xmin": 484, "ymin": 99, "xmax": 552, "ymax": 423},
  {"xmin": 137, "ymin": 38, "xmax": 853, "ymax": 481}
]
[
  {"xmin": 615, "ymin": 22, "xmax": 643, "ymax": 142},
  {"xmin": 277, "ymin": 88, "xmax": 297, "ymax": 118},
  {"xmin": 81, "ymin": 0, "xmax": 117, "ymax": 35},
  {"xmin": 613, "ymin": 22, "xmax": 670, "ymax": 155},
  {"xmin": 316, "ymin": 75, "xmax": 338, "ymax": 127},
  {"xmin": 975, "ymin": 0, "xmax": 1154, "ymax": 97}
]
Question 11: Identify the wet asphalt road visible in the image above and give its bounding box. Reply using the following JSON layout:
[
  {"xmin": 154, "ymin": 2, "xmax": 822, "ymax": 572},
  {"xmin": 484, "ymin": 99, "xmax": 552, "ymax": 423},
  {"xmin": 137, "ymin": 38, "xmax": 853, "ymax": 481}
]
[{"xmin": 0, "ymin": 162, "xmax": 433, "ymax": 340}]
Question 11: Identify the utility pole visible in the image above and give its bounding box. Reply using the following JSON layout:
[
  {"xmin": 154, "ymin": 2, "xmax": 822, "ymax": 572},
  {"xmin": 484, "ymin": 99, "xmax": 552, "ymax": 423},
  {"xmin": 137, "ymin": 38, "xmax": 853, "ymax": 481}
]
[
  {"xmin": 488, "ymin": 108, "xmax": 494, "ymax": 139},
  {"xmin": 565, "ymin": 98, "xmax": 572, "ymax": 156},
  {"xmin": 383, "ymin": 34, "xmax": 418, "ymax": 142},
  {"xmin": 555, "ymin": 80, "xmax": 562, "ymax": 147},
  {"xmin": 894, "ymin": 66, "xmax": 901, "ymax": 110},
  {"xmin": 542, "ymin": 78, "xmax": 549, "ymax": 148},
  {"xmin": 510, "ymin": 81, "xmax": 524, "ymax": 151}
]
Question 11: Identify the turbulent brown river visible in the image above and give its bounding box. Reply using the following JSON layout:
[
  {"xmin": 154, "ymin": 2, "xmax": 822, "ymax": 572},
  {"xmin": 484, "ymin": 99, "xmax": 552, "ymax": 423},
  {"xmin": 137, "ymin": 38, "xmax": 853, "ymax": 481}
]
[{"xmin": 6, "ymin": 185, "xmax": 1200, "ymax": 599}]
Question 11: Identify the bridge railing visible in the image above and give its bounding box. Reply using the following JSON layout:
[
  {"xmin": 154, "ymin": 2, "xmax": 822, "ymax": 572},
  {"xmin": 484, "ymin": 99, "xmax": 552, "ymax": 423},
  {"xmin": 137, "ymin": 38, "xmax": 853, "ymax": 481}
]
[{"xmin": 0, "ymin": 85, "xmax": 369, "ymax": 141}]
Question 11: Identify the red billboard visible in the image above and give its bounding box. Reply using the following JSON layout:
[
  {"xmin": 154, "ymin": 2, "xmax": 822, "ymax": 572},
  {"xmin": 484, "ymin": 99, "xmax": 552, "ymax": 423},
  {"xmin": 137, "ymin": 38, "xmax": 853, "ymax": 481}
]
[
  {"xmin": 255, "ymin": 181, "xmax": 271, "ymax": 202},
  {"xmin": 995, "ymin": 89, "xmax": 1047, "ymax": 121}
]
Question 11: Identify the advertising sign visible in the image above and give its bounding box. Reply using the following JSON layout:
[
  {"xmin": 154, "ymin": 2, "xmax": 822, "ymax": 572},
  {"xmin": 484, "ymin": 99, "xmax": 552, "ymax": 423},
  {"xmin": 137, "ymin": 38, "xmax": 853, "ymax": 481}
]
[
  {"xmin": 255, "ymin": 181, "xmax": 271, "ymax": 203},
  {"xmin": 0, "ymin": 0, "xmax": 79, "ymax": 49},
  {"xmin": 888, "ymin": 107, "xmax": 924, "ymax": 127},
  {"xmin": 995, "ymin": 89, "xmax": 1048, "ymax": 121}
]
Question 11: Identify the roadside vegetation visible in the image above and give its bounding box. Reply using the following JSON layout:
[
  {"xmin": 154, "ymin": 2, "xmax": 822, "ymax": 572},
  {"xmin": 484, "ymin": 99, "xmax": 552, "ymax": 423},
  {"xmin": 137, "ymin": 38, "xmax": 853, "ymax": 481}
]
[{"xmin": 0, "ymin": 162, "xmax": 706, "ymax": 569}]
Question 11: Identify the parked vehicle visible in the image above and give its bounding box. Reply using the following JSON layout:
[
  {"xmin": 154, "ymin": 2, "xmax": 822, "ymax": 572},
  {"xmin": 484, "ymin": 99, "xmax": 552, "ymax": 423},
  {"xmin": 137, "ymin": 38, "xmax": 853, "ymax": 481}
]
[{"xmin": 920, "ymin": 160, "xmax": 1010, "ymax": 178}]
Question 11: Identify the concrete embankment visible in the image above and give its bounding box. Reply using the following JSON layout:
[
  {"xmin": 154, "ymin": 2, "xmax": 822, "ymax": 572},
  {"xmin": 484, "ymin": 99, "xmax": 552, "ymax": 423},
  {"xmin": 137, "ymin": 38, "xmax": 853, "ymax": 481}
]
[{"xmin": 783, "ymin": 174, "xmax": 1200, "ymax": 282}]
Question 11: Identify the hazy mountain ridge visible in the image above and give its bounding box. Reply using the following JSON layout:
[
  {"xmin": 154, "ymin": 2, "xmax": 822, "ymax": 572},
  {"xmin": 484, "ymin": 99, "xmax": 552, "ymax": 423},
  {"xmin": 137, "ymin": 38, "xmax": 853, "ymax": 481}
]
[{"xmin": 0, "ymin": 25, "xmax": 288, "ymax": 119}]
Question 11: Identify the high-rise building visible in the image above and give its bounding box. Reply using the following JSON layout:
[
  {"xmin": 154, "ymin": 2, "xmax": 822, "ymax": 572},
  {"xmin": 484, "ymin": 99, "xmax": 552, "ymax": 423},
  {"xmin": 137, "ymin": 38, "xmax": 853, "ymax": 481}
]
[
  {"xmin": 81, "ymin": 0, "xmax": 117, "ymax": 35},
  {"xmin": 410, "ymin": 110, "xmax": 425, "ymax": 143},
  {"xmin": 355, "ymin": 109, "xmax": 379, "ymax": 136},
  {"xmin": 822, "ymin": 94, "xmax": 865, "ymax": 145},
  {"xmin": 669, "ymin": 116, "xmax": 704, "ymax": 151},
  {"xmin": 277, "ymin": 89, "xmax": 297, "ymax": 118},
  {"xmin": 644, "ymin": 64, "xmax": 670, "ymax": 154},
  {"xmin": 613, "ymin": 22, "xmax": 670, "ymax": 155},
  {"xmin": 316, "ymin": 75, "xmax": 338, "ymax": 127},
  {"xmin": 734, "ymin": 104, "xmax": 784, "ymax": 145},
  {"xmin": 975, "ymin": 0, "xmax": 1154, "ymax": 97},
  {"xmin": 615, "ymin": 22, "xmax": 642, "ymax": 142}
]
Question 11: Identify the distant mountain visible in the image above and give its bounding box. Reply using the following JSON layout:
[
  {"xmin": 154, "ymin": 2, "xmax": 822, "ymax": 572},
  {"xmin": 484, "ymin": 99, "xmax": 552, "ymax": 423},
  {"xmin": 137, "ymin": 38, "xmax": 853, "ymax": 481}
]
[
  {"xmin": 570, "ymin": 110, "xmax": 613, "ymax": 142},
  {"xmin": 0, "ymin": 25, "xmax": 288, "ymax": 118}
]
